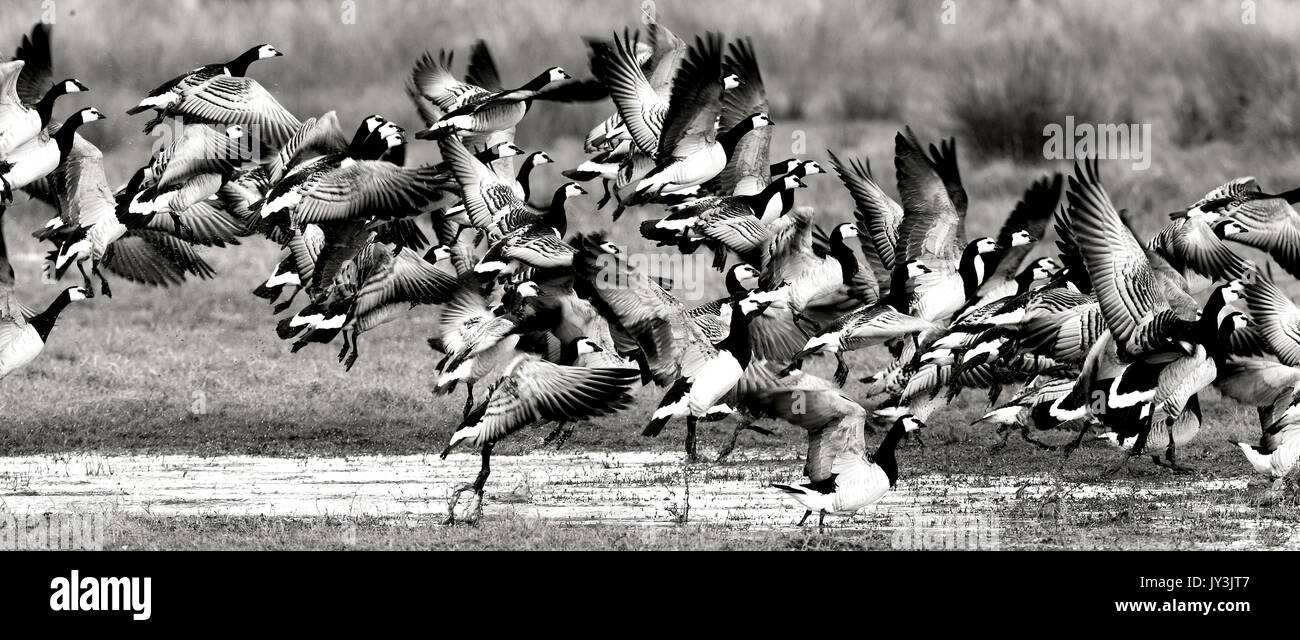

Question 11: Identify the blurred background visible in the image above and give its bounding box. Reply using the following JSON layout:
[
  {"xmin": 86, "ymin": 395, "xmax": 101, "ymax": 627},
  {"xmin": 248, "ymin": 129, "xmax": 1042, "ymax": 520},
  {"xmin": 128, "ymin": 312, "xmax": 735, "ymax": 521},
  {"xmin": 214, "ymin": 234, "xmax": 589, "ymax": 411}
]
[{"xmin": 0, "ymin": 0, "xmax": 1294, "ymax": 452}]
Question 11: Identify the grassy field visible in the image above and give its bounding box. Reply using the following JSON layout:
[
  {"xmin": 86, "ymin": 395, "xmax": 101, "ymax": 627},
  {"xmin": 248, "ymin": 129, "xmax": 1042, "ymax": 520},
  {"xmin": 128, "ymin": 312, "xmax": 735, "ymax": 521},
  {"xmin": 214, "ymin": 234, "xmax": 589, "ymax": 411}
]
[{"xmin": 2, "ymin": 1, "xmax": 1300, "ymax": 548}]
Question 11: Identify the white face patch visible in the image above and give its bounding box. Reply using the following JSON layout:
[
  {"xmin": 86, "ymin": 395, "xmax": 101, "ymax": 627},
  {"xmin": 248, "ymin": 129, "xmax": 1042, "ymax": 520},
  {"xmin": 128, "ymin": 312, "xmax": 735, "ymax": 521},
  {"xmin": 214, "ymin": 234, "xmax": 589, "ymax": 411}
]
[{"xmin": 722, "ymin": 74, "xmax": 741, "ymax": 90}]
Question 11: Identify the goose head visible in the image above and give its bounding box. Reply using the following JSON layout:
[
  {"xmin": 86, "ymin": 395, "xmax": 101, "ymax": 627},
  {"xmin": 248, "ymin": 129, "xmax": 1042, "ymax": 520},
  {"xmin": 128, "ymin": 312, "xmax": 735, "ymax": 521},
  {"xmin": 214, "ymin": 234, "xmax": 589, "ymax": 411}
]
[
  {"xmin": 721, "ymin": 73, "xmax": 742, "ymax": 91},
  {"xmin": 919, "ymin": 348, "xmax": 952, "ymax": 364},
  {"xmin": 831, "ymin": 222, "xmax": 858, "ymax": 243},
  {"xmin": 224, "ymin": 124, "xmax": 245, "ymax": 139},
  {"xmin": 971, "ymin": 236, "xmax": 1003, "ymax": 254},
  {"xmin": 527, "ymin": 150, "xmax": 555, "ymax": 166},
  {"xmin": 903, "ymin": 260, "xmax": 932, "ymax": 278},
  {"xmin": 748, "ymin": 112, "xmax": 775, "ymax": 130},
  {"xmin": 56, "ymin": 78, "xmax": 89, "ymax": 96},
  {"xmin": 65, "ymin": 286, "xmax": 90, "ymax": 303},
  {"xmin": 514, "ymin": 281, "xmax": 543, "ymax": 299},
  {"xmin": 488, "ymin": 142, "xmax": 526, "ymax": 160},
  {"xmin": 524, "ymin": 66, "xmax": 572, "ymax": 90},
  {"xmin": 573, "ymin": 336, "xmax": 603, "ymax": 355},
  {"xmin": 1025, "ymin": 256, "xmax": 1061, "ymax": 280},
  {"xmin": 597, "ymin": 241, "xmax": 622, "ymax": 255},
  {"xmin": 68, "ymin": 107, "xmax": 107, "ymax": 127},
  {"xmin": 898, "ymin": 414, "xmax": 927, "ymax": 434},
  {"xmin": 736, "ymin": 295, "xmax": 770, "ymax": 320},
  {"xmin": 561, "ymin": 182, "xmax": 588, "ymax": 199},
  {"xmin": 1007, "ymin": 229, "xmax": 1036, "ymax": 247},
  {"xmin": 423, "ymin": 245, "xmax": 453, "ymax": 264},
  {"xmin": 795, "ymin": 160, "xmax": 824, "ymax": 177},
  {"xmin": 1219, "ymin": 310, "xmax": 1250, "ymax": 337},
  {"xmin": 255, "ymin": 44, "xmax": 284, "ymax": 60},
  {"xmin": 1211, "ymin": 218, "xmax": 1247, "ymax": 239},
  {"xmin": 726, "ymin": 263, "xmax": 761, "ymax": 293},
  {"xmin": 778, "ymin": 173, "xmax": 807, "ymax": 192},
  {"xmin": 1216, "ymin": 278, "xmax": 1247, "ymax": 305}
]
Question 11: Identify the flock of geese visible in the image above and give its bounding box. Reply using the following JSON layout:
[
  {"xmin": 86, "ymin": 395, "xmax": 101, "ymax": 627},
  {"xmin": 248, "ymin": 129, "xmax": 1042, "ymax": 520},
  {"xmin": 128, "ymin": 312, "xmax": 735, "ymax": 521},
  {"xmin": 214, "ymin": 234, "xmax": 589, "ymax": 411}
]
[{"xmin": 2, "ymin": 22, "xmax": 1299, "ymax": 527}]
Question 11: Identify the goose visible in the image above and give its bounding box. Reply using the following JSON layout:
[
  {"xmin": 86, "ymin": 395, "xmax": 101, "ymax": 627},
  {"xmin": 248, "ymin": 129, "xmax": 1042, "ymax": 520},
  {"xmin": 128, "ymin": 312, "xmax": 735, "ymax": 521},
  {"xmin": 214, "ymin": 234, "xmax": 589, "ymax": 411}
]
[
  {"xmin": 760, "ymin": 208, "xmax": 881, "ymax": 322},
  {"xmin": 702, "ymin": 37, "xmax": 771, "ymax": 197},
  {"xmin": 974, "ymin": 174, "xmax": 1062, "ymax": 300},
  {"xmin": 279, "ymin": 242, "xmax": 458, "ymax": 370},
  {"xmin": 0, "ymin": 59, "xmax": 87, "ymax": 156},
  {"xmin": 644, "ymin": 296, "xmax": 768, "ymax": 462},
  {"xmin": 568, "ymin": 233, "xmax": 709, "ymax": 386},
  {"xmin": 782, "ymin": 264, "xmax": 937, "ymax": 386},
  {"xmin": 513, "ymin": 150, "xmax": 554, "ymax": 203},
  {"xmin": 757, "ymin": 159, "xmax": 824, "ymax": 222},
  {"xmin": 418, "ymin": 66, "xmax": 577, "ymax": 139},
  {"xmin": 440, "ymin": 353, "xmax": 640, "ymax": 523},
  {"xmin": 713, "ymin": 358, "xmax": 865, "ymax": 460},
  {"xmin": 430, "ymin": 275, "xmax": 528, "ymax": 418},
  {"xmin": 126, "ymin": 44, "xmax": 284, "ymax": 128},
  {"xmin": 472, "ymin": 182, "xmax": 586, "ymax": 280},
  {"xmin": 1230, "ymin": 392, "xmax": 1300, "ymax": 487},
  {"xmin": 1201, "ymin": 183, "xmax": 1300, "ymax": 279},
  {"xmin": 44, "ymin": 131, "xmax": 216, "ymax": 297},
  {"xmin": 0, "ymin": 285, "xmax": 89, "ymax": 380},
  {"xmin": 828, "ymin": 150, "xmax": 901, "ymax": 280},
  {"xmin": 582, "ymin": 23, "xmax": 683, "ymax": 153},
  {"xmin": 638, "ymin": 173, "xmax": 806, "ymax": 268},
  {"xmin": 2, "ymin": 107, "xmax": 106, "ymax": 204},
  {"xmin": 771, "ymin": 414, "xmax": 925, "ymax": 529},
  {"xmin": 1066, "ymin": 160, "xmax": 1243, "ymax": 472},
  {"xmin": 121, "ymin": 123, "xmax": 249, "ymax": 218}
]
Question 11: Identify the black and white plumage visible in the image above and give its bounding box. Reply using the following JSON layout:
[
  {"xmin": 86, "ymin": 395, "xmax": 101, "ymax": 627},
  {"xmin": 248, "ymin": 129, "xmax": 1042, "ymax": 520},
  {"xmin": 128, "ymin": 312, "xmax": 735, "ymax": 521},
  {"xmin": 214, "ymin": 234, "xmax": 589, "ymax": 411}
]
[{"xmin": 772, "ymin": 414, "xmax": 925, "ymax": 528}]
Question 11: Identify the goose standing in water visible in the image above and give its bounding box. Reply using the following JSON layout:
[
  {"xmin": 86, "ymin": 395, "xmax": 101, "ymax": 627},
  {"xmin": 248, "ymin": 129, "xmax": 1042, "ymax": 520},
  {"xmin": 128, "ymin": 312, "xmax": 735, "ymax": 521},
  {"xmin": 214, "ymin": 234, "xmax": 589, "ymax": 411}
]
[{"xmin": 772, "ymin": 414, "xmax": 926, "ymax": 529}]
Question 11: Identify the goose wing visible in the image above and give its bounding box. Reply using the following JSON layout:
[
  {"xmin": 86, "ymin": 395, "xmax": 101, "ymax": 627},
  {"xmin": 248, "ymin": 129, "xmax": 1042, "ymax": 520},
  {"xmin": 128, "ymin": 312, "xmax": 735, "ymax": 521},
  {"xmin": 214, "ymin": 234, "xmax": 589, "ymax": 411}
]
[
  {"xmin": 267, "ymin": 112, "xmax": 349, "ymax": 182},
  {"xmin": 590, "ymin": 29, "xmax": 664, "ymax": 156},
  {"xmin": 829, "ymin": 150, "xmax": 901, "ymax": 274},
  {"xmin": 142, "ymin": 198, "xmax": 244, "ymax": 248},
  {"xmin": 437, "ymin": 135, "xmax": 519, "ymax": 232},
  {"xmin": 656, "ymin": 32, "xmax": 724, "ymax": 163},
  {"xmin": 102, "ymin": 229, "xmax": 215, "ymax": 286},
  {"xmin": 710, "ymin": 38, "xmax": 769, "ymax": 196},
  {"xmin": 13, "ymin": 23, "xmax": 53, "ymax": 105},
  {"xmin": 351, "ymin": 245, "xmax": 457, "ymax": 317},
  {"xmin": 893, "ymin": 128, "xmax": 966, "ymax": 268},
  {"xmin": 411, "ymin": 50, "xmax": 486, "ymax": 113},
  {"xmin": 1148, "ymin": 215, "xmax": 1254, "ymax": 282},
  {"xmin": 1221, "ymin": 196, "xmax": 1300, "ymax": 277},
  {"xmin": 291, "ymin": 162, "xmax": 446, "ymax": 224},
  {"xmin": 173, "ymin": 75, "xmax": 301, "ymax": 151},
  {"xmin": 1245, "ymin": 278, "xmax": 1300, "ymax": 367},
  {"xmin": 464, "ymin": 40, "xmax": 503, "ymax": 91},
  {"xmin": 0, "ymin": 61, "xmax": 34, "ymax": 154},
  {"xmin": 464, "ymin": 358, "xmax": 639, "ymax": 445},
  {"xmin": 983, "ymin": 173, "xmax": 1061, "ymax": 289},
  {"xmin": 1067, "ymin": 159, "xmax": 1169, "ymax": 355}
]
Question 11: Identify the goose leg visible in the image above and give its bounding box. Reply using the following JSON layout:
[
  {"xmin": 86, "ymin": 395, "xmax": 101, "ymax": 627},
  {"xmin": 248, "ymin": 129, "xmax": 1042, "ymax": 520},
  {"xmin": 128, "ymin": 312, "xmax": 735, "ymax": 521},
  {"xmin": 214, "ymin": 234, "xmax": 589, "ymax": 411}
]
[
  {"xmin": 833, "ymin": 353, "xmax": 849, "ymax": 387},
  {"xmin": 75, "ymin": 260, "xmax": 94, "ymax": 296},
  {"xmin": 443, "ymin": 443, "xmax": 494, "ymax": 526},
  {"xmin": 797, "ymin": 510, "xmax": 812, "ymax": 526},
  {"xmin": 1018, "ymin": 425, "xmax": 1058, "ymax": 451},
  {"xmin": 988, "ymin": 424, "xmax": 1014, "ymax": 455},
  {"xmin": 461, "ymin": 382, "xmax": 475, "ymax": 421},
  {"xmin": 596, "ymin": 180, "xmax": 613, "ymax": 208},
  {"xmin": 541, "ymin": 421, "xmax": 573, "ymax": 448},
  {"xmin": 1153, "ymin": 442, "xmax": 1194, "ymax": 474},
  {"xmin": 341, "ymin": 330, "xmax": 360, "ymax": 372},
  {"xmin": 92, "ymin": 262, "xmax": 112, "ymax": 299},
  {"xmin": 685, "ymin": 415, "xmax": 702, "ymax": 463},
  {"xmin": 818, "ymin": 512, "xmax": 826, "ymax": 532}
]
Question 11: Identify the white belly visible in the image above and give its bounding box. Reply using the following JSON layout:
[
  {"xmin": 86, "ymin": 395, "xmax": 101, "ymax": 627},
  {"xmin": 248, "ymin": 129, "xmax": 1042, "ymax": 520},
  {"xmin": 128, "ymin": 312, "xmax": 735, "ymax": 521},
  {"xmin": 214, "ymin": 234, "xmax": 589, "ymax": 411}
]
[
  {"xmin": 1, "ymin": 138, "xmax": 60, "ymax": 190},
  {"xmin": 686, "ymin": 352, "xmax": 743, "ymax": 416},
  {"xmin": 0, "ymin": 322, "xmax": 44, "ymax": 379}
]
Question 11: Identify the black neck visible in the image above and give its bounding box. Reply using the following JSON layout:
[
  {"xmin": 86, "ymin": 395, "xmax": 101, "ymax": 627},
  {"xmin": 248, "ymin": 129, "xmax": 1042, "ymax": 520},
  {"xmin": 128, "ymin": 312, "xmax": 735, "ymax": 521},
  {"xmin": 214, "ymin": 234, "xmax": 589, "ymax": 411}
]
[
  {"xmin": 518, "ymin": 72, "xmax": 552, "ymax": 92},
  {"xmin": 959, "ymin": 244, "xmax": 986, "ymax": 299},
  {"xmin": 347, "ymin": 123, "xmax": 376, "ymax": 155},
  {"xmin": 828, "ymin": 233, "xmax": 858, "ymax": 284},
  {"xmin": 225, "ymin": 48, "xmax": 261, "ymax": 76},
  {"xmin": 873, "ymin": 421, "xmax": 907, "ymax": 486},
  {"xmin": 740, "ymin": 178, "xmax": 789, "ymax": 215},
  {"xmin": 884, "ymin": 266, "xmax": 911, "ymax": 312},
  {"xmin": 1013, "ymin": 267, "xmax": 1038, "ymax": 295},
  {"xmin": 717, "ymin": 303, "xmax": 752, "ymax": 368},
  {"xmin": 546, "ymin": 189, "xmax": 570, "ymax": 236},
  {"xmin": 34, "ymin": 85, "xmax": 65, "ymax": 127},
  {"xmin": 516, "ymin": 159, "xmax": 538, "ymax": 201},
  {"xmin": 724, "ymin": 271, "xmax": 748, "ymax": 297},
  {"xmin": 29, "ymin": 291, "xmax": 74, "ymax": 342},
  {"xmin": 717, "ymin": 118, "xmax": 757, "ymax": 155},
  {"xmin": 1274, "ymin": 187, "xmax": 1300, "ymax": 204},
  {"xmin": 560, "ymin": 341, "xmax": 580, "ymax": 366},
  {"xmin": 53, "ymin": 116, "xmax": 85, "ymax": 159}
]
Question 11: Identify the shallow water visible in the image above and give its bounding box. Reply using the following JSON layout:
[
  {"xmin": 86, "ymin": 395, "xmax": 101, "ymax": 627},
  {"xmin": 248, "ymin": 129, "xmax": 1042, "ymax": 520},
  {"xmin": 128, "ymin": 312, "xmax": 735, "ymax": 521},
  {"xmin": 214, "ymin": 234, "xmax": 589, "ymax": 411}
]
[{"xmin": 0, "ymin": 451, "xmax": 1289, "ymax": 548}]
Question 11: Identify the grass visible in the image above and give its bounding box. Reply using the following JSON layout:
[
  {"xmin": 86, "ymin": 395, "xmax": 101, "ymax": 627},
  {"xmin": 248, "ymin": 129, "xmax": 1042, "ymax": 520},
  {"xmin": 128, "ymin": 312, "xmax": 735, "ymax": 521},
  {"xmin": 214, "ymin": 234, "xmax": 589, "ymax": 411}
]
[{"xmin": 2, "ymin": 1, "xmax": 1300, "ymax": 548}]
